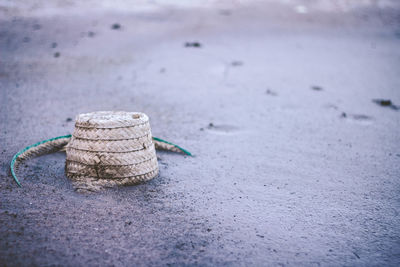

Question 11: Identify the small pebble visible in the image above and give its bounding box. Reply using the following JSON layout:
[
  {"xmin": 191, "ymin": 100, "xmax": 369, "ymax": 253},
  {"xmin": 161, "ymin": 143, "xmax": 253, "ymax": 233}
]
[
  {"xmin": 185, "ymin": 42, "xmax": 201, "ymax": 48},
  {"xmin": 231, "ymin": 61, "xmax": 243, "ymax": 66},
  {"xmin": 372, "ymin": 99, "xmax": 399, "ymax": 110},
  {"xmin": 111, "ymin": 23, "xmax": 121, "ymax": 30},
  {"xmin": 373, "ymin": 99, "xmax": 392, "ymax": 106},
  {"xmin": 311, "ymin": 85, "xmax": 323, "ymax": 91}
]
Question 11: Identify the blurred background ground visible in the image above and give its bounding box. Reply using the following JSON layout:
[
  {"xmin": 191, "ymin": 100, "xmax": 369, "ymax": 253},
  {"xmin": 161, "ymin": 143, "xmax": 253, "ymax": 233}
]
[{"xmin": 1, "ymin": 0, "xmax": 400, "ymax": 266}]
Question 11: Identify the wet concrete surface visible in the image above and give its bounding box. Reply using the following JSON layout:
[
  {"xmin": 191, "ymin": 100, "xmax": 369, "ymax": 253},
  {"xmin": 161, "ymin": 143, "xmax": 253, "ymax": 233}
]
[{"xmin": 1, "ymin": 1, "xmax": 400, "ymax": 266}]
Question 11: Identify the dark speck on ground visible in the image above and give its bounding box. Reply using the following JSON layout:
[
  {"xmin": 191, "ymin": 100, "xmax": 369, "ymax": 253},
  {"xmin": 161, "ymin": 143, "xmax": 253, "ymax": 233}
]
[
  {"xmin": 266, "ymin": 89, "xmax": 278, "ymax": 96},
  {"xmin": 51, "ymin": 42, "xmax": 57, "ymax": 48},
  {"xmin": 231, "ymin": 61, "xmax": 243, "ymax": 66},
  {"xmin": 88, "ymin": 31, "xmax": 95, "ymax": 37},
  {"xmin": 343, "ymin": 113, "xmax": 373, "ymax": 122},
  {"xmin": 185, "ymin": 42, "xmax": 201, "ymax": 48},
  {"xmin": 311, "ymin": 85, "xmax": 323, "ymax": 91},
  {"xmin": 373, "ymin": 99, "xmax": 392, "ymax": 106},
  {"xmin": 54, "ymin": 52, "xmax": 60, "ymax": 58},
  {"xmin": 111, "ymin": 23, "xmax": 121, "ymax": 30},
  {"xmin": 373, "ymin": 99, "xmax": 399, "ymax": 110},
  {"xmin": 66, "ymin": 118, "xmax": 72, "ymax": 122}
]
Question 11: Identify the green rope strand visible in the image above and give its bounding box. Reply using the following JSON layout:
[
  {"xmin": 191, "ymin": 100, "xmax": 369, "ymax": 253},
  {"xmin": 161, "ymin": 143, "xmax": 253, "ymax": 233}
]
[{"xmin": 10, "ymin": 134, "xmax": 72, "ymax": 187}]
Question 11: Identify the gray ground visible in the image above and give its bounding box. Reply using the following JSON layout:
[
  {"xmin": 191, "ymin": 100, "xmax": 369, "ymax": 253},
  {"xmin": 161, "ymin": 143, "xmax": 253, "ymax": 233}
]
[{"xmin": 1, "ymin": 1, "xmax": 400, "ymax": 266}]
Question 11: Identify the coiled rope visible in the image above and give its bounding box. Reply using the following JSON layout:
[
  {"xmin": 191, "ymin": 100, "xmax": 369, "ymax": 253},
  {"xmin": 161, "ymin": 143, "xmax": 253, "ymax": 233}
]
[{"xmin": 11, "ymin": 135, "xmax": 191, "ymax": 187}]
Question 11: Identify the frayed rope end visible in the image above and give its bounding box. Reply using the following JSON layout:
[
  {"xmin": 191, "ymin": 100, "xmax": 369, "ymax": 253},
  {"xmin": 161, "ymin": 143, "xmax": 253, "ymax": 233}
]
[{"xmin": 152, "ymin": 137, "xmax": 193, "ymax": 156}]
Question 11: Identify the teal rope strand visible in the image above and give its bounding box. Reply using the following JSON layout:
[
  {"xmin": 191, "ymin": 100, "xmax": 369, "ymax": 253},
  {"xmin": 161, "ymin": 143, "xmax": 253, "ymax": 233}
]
[
  {"xmin": 10, "ymin": 134, "xmax": 72, "ymax": 187},
  {"xmin": 152, "ymin": 136, "xmax": 192, "ymax": 156}
]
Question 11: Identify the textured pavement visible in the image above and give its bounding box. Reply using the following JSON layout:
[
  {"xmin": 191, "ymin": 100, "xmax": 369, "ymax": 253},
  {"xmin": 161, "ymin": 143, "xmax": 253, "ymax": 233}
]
[{"xmin": 1, "ymin": 1, "xmax": 400, "ymax": 266}]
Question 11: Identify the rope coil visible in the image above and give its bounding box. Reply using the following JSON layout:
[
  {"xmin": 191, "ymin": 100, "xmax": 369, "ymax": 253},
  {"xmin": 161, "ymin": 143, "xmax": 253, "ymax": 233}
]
[{"xmin": 11, "ymin": 111, "xmax": 191, "ymax": 191}]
